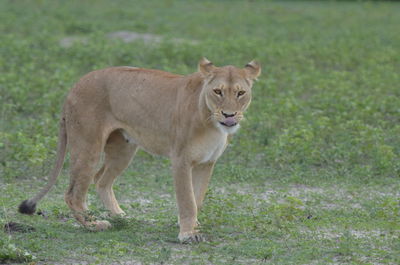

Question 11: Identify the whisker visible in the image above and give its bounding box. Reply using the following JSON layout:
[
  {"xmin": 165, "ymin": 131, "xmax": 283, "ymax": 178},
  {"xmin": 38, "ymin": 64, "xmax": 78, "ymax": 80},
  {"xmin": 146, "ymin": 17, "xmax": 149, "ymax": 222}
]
[{"xmin": 206, "ymin": 113, "xmax": 217, "ymax": 123}]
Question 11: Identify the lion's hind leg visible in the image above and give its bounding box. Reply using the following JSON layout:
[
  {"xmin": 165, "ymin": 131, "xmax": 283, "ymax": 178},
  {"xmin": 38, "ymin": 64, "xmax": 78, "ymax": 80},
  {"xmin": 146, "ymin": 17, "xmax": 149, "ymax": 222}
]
[
  {"xmin": 64, "ymin": 130, "xmax": 110, "ymax": 231},
  {"xmin": 95, "ymin": 130, "xmax": 137, "ymax": 216}
]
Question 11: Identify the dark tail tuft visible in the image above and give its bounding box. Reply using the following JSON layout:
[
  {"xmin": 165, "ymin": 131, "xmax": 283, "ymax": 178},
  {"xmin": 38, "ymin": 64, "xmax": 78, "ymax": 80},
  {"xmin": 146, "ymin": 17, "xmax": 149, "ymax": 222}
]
[{"xmin": 18, "ymin": 200, "xmax": 36, "ymax": 215}]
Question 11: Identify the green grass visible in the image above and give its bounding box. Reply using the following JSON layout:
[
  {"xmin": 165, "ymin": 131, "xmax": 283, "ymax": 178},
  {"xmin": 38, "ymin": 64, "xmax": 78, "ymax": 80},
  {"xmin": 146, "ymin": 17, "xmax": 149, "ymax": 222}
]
[{"xmin": 1, "ymin": 0, "xmax": 400, "ymax": 264}]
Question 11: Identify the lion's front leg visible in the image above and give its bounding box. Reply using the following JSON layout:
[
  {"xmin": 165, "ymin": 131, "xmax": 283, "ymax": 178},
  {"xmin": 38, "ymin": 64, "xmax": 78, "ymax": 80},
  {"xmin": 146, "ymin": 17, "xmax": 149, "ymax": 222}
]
[
  {"xmin": 172, "ymin": 158, "xmax": 204, "ymax": 243},
  {"xmin": 192, "ymin": 162, "xmax": 215, "ymax": 211}
]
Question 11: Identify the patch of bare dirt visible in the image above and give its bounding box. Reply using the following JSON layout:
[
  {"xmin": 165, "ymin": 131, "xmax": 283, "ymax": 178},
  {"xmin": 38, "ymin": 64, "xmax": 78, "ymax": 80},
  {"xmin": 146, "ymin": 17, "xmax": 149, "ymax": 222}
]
[{"xmin": 59, "ymin": 31, "xmax": 198, "ymax": 48}]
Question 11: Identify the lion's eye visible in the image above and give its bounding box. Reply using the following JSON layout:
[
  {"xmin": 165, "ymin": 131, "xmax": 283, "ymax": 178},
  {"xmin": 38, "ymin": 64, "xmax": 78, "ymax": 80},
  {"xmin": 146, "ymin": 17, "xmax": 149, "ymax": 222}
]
[
  {"xmin": 237, "ymin": 91, "xmax": 246, "ymax": 97},
  {"xmin": 213, "ymin": 89, "xmax": 222, "ymax": 96}
]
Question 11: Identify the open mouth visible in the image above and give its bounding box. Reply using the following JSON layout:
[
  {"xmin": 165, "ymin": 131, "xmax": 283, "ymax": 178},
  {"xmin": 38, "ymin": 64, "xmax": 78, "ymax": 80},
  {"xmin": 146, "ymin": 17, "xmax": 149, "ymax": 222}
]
[{"xmin": 219, "ymin": 121, "xmax": 237, "ymax": 127}]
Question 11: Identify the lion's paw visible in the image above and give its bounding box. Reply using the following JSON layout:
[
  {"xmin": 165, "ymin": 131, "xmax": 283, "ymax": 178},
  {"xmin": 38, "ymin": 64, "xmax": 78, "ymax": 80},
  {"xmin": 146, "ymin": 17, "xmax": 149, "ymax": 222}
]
[
  {"xmin": 109, "ymin": 211, "xmax": 126, "ymax": 217},
  {"xmin": 178, "ymin": 231, "xmax": 206, "ymax": 244},
  {"xmin": 86, "ymin": 220, "xmax": 112, "ymax": 231}
]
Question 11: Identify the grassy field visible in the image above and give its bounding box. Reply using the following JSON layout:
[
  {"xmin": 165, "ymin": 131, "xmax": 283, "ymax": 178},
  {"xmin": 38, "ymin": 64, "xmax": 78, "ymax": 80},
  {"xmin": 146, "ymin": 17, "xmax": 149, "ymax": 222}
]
[{"xmin": 1, "ymin": 0, "xmax": 400, "ymax": 264}]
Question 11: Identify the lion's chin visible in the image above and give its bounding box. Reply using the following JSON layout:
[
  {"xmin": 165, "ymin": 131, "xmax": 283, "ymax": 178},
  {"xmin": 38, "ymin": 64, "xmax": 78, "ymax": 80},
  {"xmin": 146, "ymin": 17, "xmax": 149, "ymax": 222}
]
[{"xmin": 215, "ymin": 122, "xmax": 240, "ymax": 134}]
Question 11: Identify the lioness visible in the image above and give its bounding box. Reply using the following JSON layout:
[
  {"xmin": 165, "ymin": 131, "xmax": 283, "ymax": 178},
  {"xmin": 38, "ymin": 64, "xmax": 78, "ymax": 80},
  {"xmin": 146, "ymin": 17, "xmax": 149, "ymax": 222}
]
[{"xmin": 19, "ymin": 58, "xmax": 261, "ymax": 243}]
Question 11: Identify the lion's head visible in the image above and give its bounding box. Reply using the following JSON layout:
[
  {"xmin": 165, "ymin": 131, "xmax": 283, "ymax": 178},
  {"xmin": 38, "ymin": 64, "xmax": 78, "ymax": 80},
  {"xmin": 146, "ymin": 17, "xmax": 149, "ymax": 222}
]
[{"xmin": 199, "ymin": 57, "xmax": 261, "ymax": 134}]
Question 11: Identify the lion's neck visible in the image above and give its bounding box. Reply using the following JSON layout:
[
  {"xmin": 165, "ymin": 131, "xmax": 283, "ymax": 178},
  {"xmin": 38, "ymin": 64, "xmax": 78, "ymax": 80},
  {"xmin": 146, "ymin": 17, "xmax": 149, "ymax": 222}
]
[
  {"xmin": 178, "ymin": 73, "xmax": 218, "ymax": 134},
  {"xmin": 195, "ymin": 78, "xmax": 214, "ymax": 130}
]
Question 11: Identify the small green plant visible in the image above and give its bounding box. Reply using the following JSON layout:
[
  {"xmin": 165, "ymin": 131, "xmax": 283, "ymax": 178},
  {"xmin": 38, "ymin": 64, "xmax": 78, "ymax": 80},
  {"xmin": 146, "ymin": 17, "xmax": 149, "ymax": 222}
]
[
  {"xmin": 374, "ymin": 197, "xmax": 400, "ymax": 222},
  {"xmin": 0, "ymin": 236, "xmax": 36, "ymax": 263}
]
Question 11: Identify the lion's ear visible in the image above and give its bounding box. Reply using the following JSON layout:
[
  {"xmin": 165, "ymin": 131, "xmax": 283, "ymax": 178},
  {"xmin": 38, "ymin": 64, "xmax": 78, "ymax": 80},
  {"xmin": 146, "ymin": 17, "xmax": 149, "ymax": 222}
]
[
  {"xmin": 198, "ymin": 57, "xmax": 216, "ymax": 76},
  {"xmin": 244, "ymin": 60, "xmax": 261, "ymax": 80}
]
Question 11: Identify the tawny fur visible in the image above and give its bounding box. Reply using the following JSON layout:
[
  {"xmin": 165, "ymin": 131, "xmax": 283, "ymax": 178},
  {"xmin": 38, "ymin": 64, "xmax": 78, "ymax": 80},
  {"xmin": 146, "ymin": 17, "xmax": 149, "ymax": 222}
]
[{"xmin": 19, "ymin": 58, "xmax": 261, "ymax": 243}]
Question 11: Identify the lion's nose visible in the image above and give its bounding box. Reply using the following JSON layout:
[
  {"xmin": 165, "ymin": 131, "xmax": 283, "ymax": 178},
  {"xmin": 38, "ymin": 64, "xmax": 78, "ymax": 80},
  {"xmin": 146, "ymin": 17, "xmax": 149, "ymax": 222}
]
[{"xmin": 221, "ymin": 111, "xmax": 236, "ymax": 118}]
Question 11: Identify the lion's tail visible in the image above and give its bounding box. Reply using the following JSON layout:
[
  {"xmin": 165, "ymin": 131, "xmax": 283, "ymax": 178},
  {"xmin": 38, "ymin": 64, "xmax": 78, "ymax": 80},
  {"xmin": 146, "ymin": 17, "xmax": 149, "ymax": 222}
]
[{"xmin": 18, "ymin": 112, "xmax": 67, "ymax": 215}]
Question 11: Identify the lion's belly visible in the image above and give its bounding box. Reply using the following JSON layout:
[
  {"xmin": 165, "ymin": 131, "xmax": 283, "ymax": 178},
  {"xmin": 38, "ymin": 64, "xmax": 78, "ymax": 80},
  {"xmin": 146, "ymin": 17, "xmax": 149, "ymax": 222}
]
[{"xmin": 121, "ymin": 128, "xmax": 170, "ymax": 157}]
